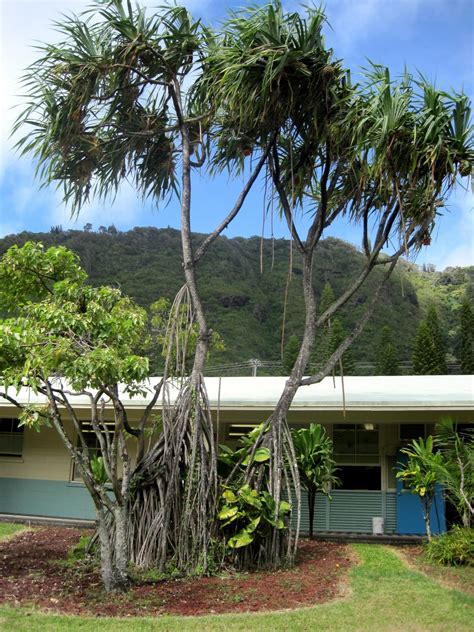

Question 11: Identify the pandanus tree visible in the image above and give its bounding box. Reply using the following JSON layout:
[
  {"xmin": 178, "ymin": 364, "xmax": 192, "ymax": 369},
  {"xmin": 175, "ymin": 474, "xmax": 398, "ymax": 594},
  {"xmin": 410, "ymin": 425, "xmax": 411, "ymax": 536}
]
[
  {"xmin": 12, "ymin": 0, "xmax": 473, "ymax": 573},
  {"xmin": 197, "ymin": 2, "xmax": 473, "ymax": 566},
  {"xmin": 13, "ymin": 0, "xmax": 279, "ymax": 575}
]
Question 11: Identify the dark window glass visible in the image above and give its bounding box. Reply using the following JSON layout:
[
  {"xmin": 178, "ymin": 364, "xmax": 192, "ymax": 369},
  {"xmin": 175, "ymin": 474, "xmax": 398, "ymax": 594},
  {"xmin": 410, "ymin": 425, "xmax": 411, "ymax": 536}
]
[
  {"xmin": 0, "ymin": 418, "xmax": 24, "ymax": 457},
  {"xmin": 333, "ymin": 424, "xmax": 379, "ymax": 464},
  {"xmin": 400, "ymin": 424, "xmax": 425, "ymax": 442},
  {"xmin": 337, "ymin": 465, "xmax": 381, "ymax": 490}
]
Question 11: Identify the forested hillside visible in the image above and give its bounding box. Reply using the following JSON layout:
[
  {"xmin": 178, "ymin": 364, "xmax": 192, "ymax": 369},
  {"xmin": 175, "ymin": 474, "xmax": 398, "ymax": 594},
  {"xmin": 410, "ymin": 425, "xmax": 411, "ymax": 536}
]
[{"xmin": 1, "ymin": 227, "xmax": 472, "ymax": 374}]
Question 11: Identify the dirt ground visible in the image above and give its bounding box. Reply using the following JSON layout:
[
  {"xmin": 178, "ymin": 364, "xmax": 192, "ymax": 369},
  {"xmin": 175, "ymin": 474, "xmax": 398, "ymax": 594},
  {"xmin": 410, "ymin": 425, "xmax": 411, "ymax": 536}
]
[{"xmin": 0, "ymin": 527, "xmax": 354, "ymax": 617}]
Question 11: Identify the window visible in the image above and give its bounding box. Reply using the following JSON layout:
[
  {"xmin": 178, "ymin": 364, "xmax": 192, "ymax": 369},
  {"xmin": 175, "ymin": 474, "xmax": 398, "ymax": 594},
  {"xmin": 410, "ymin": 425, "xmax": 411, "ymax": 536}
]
[
  {"xmin": 337, "ymin": 465, "xmax": 381, "ymax": 490},
  {"xmin": 399, "ymin": 423, "xmax": 426, "ymax": 443},
  {"xmin": 71, "ymin": 421, "xmax": 105, "ymax": 481},
  {"xmin": 333, "ymin": 424, "xmax": 379, "ymax": 464},
  {"xmin": 386, "ymin": 455, "xmax": 398, "ymax": 489},
  {"xmin": 0, "ymin": 418, "xmax": 24, "ymax": 457},
  {"xmin": 225, "ymin": 423, "xmax": 259, "ymax": 440},
  {"xmin": 333, "ymin": 424, "xmax": 380, "ymax": 490}
]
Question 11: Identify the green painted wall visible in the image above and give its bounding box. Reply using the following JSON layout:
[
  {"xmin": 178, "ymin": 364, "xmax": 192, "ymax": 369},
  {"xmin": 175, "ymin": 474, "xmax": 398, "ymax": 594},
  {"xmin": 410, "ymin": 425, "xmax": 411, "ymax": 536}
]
[
  {"xmin": 0, "ymin": 477, "xmax": 96, "ymax": 520},
  {"xmin": 1, "ymin": 478, "xmax": 397, "ymax": 534},
  {"xmin": 295, "ymin": 490, "xmax": 397, "ymax": 534}
]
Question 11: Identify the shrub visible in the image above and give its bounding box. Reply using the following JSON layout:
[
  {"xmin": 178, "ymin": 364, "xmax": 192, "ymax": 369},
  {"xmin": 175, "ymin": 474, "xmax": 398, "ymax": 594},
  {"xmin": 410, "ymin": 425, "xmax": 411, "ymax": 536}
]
[{"xmin": 424, "ymin": 526, "xmax": 474, "ymax": 566}]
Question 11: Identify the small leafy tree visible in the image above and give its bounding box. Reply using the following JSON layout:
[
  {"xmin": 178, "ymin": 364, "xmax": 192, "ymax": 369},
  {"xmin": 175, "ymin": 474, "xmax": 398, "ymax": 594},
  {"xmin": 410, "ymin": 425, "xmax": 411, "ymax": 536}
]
[
  {"xmin": 291, "ymin": 424, "xmax": 339, "ymax": 539},
  {"xmin": 396, "ymin": 436, "xmax": 444, "ymax": 540},
  {"xmin": 0, "ymin": 242, "xmax": 162, "ymax": 592}
]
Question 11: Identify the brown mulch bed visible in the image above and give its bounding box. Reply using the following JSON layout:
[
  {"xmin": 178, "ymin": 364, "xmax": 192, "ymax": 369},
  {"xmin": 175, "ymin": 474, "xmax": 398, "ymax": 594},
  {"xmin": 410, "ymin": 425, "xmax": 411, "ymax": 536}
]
[{"xmin": 0, "ymin": 527, "xmax": 353, "ymax": 617}]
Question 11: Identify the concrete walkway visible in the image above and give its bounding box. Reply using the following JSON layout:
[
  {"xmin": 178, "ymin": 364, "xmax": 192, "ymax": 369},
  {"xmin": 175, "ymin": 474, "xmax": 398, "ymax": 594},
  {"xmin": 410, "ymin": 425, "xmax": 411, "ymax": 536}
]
[{"xmin": 0, "ymin": 513, "xmax": 95, "ymax": 529}]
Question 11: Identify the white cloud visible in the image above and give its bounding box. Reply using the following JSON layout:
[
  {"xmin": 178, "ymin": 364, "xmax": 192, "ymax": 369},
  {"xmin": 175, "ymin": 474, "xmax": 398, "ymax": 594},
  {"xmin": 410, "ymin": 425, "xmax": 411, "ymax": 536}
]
[
  {"xmin": 48, "ymin": 180, "xmax": 147, "ymax": 230},
  {"xmin": 0, "ymin": 0, "xmax": 214, "ymax": 234},
  {"xmin": 439, "ymin": 243, "xmax": 474, "ymax": 269},
  {"xmin": 0, "ymin": 0, "xmax": 214, "ymax": 176}
]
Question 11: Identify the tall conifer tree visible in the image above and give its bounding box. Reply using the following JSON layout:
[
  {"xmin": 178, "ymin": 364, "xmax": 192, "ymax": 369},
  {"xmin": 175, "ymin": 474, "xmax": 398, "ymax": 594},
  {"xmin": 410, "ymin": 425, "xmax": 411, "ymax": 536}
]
[
  {"xmin": 425, "ymin": 305, "xmax": 447, "ymax": 373},
  {"xmin": 460, "ymin": 297, "xmax": 474, "ymax": 374},
  {"xmin": 329, "ymin": 318, "xmax": 356, "ymax": 375},
  {"xmin": 412, "ymin": 320, "xmax": 440, "ymax": 374},
  {"xmin": 313, "ymin": 282, "xmax": 335, "ymax": 370},
  {"xmin": 283, "ymin": 335, "xmax": 301, "ymax": 373},
  {"xmin": 376, "ymin": 326, "xmax": 400, "ymax": 375}
]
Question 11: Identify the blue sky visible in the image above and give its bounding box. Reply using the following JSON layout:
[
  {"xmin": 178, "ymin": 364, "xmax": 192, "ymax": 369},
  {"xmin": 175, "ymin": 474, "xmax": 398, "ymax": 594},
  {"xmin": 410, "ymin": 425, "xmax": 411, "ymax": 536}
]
[{"xmin": 0, "ymin": 0, "xmax": 473, "ymax": 270}]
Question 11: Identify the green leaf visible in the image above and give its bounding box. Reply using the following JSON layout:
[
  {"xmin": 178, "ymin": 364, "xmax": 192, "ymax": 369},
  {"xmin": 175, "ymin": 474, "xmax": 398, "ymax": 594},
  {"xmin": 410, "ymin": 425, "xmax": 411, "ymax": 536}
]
[
  {"xmin": 246, "ymin": 516, "xmax": 261, "ymax": 533},
  {"xmin": 218, "ymin": 505, "xmax": 239, "ymax": 520},
  {"xmin": 222, "ymin": 489, "xmax": 237, "ymax": 503},
  {"xmin": 253, "ymin": 447, "xmax": 271, "ymax": 462},
  {"xmin": 228, "ymin": 529, "xmax": 255, "ymax": 549},
  {"xmin": 279, "ymin": 500, "xmax": 291, "ymax": 515}
]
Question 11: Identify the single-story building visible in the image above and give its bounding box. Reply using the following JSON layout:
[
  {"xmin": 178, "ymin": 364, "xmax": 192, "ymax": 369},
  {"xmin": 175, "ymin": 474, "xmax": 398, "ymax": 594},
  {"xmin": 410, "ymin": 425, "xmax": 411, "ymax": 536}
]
[{"xmin": 1, "ymin": 375, "xmax": 472, "ymax": 535}]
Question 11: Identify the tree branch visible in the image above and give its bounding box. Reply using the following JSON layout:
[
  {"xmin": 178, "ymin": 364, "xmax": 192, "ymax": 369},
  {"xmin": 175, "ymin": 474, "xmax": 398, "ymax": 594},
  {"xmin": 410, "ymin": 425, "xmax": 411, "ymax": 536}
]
[
  {"xmin": 301, "ymin": 259, "xmax": 399, "ymax": 386},
  {"xmin": 271, "ymin": 144, "xmax": 306, "ymax": 254},
  {"xmin": 193, "ymin": 137, "xmax": 276, "ymax": 263}
]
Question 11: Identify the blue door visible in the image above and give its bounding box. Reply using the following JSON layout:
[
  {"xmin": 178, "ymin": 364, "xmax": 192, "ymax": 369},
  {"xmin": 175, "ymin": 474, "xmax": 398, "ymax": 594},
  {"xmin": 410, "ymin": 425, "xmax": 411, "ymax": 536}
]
[{"xmin": 396, "ymin": 453, "xmax": 446, "ymax": 535}]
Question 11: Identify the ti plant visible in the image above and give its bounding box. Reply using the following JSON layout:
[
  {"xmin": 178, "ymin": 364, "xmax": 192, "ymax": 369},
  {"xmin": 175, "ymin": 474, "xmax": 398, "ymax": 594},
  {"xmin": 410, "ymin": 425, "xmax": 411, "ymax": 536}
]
[
  {"xmin": 291, "ymin": 424, "xmax": 340, "ymax": 539},
  {"xmin": 434, "ymin": 418, "xmax": 474, "ymax": 528}
]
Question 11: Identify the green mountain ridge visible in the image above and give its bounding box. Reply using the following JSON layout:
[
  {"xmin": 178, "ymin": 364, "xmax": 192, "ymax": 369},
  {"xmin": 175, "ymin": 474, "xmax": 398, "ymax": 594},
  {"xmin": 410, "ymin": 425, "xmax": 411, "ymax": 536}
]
[{"xmin": 1, "ymin": 227, "xmax": 472, "ymax": 374}]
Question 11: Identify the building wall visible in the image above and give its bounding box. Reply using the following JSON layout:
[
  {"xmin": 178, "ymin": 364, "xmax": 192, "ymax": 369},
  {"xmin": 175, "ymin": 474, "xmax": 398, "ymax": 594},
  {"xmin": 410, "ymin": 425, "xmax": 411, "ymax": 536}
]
[
  {"xmin": 1, "ymin": 477, "xmax": 96, "ymax": 520},
  {"xmin": 1, "ymin": 410, "xmax": 471, "ymax": 531},
  {"xmin": 295, "ymin": 491, "xmax": 397, "ymax": 534}
]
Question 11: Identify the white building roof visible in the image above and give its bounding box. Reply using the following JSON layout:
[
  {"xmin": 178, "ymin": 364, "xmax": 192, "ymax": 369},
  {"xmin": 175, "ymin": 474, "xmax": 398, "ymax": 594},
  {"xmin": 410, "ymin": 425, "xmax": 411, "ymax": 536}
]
[{"xmin": 1, "ymin": 375, "xmax": 473, "ymax": 411}]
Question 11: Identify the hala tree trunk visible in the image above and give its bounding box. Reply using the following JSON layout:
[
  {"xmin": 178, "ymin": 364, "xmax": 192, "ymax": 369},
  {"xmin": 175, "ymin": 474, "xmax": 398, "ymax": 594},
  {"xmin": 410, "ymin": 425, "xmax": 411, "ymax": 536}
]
[
  {"xmin": 232, "ymin": 229, "xmax": 401, "ymax": 568},
  {"xmin": 127, "ymin": 79, "xmax": 218, "ymax": 573}
]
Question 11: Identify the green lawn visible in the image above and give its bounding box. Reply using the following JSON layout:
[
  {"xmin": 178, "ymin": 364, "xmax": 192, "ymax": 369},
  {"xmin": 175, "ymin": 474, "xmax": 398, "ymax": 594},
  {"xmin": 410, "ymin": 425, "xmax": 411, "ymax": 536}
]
[
  {"xmin": 0, "ymin": 523, "xmax": 26, "ymax": 539},
  {"xmin": 0, "ymin": 530, "xmax": 473, "ymax": 631}
]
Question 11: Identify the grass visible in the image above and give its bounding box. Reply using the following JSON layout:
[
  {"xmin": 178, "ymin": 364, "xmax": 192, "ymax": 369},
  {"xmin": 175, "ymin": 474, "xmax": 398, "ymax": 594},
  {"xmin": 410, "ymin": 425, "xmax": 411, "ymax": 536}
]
[
  {"xmin": 0, "ymin": 523, "xmax": 26, "ymax": 539},
  {"xmin": 1, "ymin": 548, "xmax": 473, "ymax": 631},
  {"xmin": 0, "ymin": 527, "xmax": 473, "ymax": 631}
]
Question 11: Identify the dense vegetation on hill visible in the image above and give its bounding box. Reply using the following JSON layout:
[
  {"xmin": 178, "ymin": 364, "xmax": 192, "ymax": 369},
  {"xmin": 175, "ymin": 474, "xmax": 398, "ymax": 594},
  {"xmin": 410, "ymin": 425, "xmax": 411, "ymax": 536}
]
[{"xmin": 1, "ymin": 227, "xmax": 472, "ymax": 374}]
